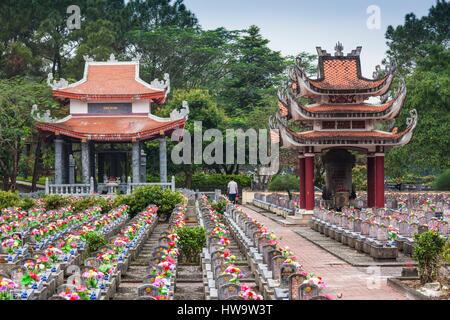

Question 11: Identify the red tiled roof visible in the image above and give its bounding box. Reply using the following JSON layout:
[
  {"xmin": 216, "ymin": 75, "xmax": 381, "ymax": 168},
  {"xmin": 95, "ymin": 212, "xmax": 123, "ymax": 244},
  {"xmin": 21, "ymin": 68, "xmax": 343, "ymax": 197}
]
[
  {"xmin": 53, "ymin": 63, "xmax": 166, "ymax": 103},
  {"xmin": 293, "ymin": 130, "xmax": 403, "ymax": 140},
  {"xmin": 306, "ymin": 99, "xmax": 395, "ymax": 113},
  {"xmin": 36, "ymin": 115, "xmax": 185, "ymax": 142},
  {"xmin": 308, "ymin": 58, "xmax": 387, "ymax": 91}
]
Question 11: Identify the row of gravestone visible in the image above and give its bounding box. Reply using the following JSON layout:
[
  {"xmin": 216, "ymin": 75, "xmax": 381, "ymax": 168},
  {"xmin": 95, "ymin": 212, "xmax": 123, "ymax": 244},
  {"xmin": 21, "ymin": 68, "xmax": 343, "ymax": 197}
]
[
  {"xmin": 199, "ymin": 203, "xmax": 245, "ymax": 300},
  {"xmin": 0, "ymin": 207, "xmax": 130, "ymax": 300},
  {"xmin": 313, "ymin": 206, "xmax": 448, "ymax": 258},
  {"xmin": 49, "ymin": 206, "xmax": 160, "ymax": 300},
  {"xmin": 225, "ymin": 205, "xmax": 329, "ymax": 300},
  {"xmin": 136, "ymin": 206, "xmax": 184, "ymax": 300},
  {"xmin": 0, "ymin": 207, "xmax": 109, "ymax": 265}
]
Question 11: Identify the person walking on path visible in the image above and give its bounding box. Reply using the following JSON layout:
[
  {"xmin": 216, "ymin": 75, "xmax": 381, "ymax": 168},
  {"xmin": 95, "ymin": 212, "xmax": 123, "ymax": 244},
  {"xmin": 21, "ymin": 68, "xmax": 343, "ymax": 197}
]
[{"xmin": 227, "ymin": 179, "xmax": 238, "ymax": 204}]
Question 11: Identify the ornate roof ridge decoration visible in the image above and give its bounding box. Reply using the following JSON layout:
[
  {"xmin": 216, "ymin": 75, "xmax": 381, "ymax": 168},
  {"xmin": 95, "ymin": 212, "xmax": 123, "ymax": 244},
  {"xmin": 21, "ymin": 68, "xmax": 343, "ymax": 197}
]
[
  {"xmin": 147, "ymin": 100, "xmax": 189, "ymax": 122},
  {"xmin": 270, "ymin": 107, "xmax": 418, "ymax": 148},
  {"xmin": 292, "ymin": 44, "xmax": 396, "ymax": 97},
  {"xmin": 150, "ymin": 73, "xmax": 171, "ymax": 94},
  {"xmin": 48, "ymin": 56, "xmax": 170, "ymax": 103},
  {"xmin": 278, "ymin": 79, "xmax": 407, "ymax": 120},
  {"xmin": 31, "ymin": 104, "xmax": 72, "ymax": 123},
  {"xmin": 35, "ymin": 114, "xmax": 186, "ymax": 142}
]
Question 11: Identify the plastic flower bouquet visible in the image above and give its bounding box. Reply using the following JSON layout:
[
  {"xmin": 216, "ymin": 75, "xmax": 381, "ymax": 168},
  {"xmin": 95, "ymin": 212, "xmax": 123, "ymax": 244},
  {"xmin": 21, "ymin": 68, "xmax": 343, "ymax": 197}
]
[
  {"xmin": 303, "ymin": 273, "xmax": 326, "ymax": 289},
  {"xmin": 223, "ymin": 266, "xmax": 244, "ymax": 284},
  {"xmin": 0, "ymin": 278, "xmax": 18, "ymax": 300},
  {"xmin": 239, "ymin": 284, "xmax": 263, "ymax": 300},
  {"xmin": 1, "ymin": 236, "xmax": 22, "ymax": 254},
  {"xmin": 82, "ymin": 269, "xmax": 104, "ymax": 289}
]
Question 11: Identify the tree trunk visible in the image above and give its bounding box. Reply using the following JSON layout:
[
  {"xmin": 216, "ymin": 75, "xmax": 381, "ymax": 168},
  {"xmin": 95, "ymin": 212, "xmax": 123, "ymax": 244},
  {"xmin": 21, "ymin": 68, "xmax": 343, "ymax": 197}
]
[
  {"xmin": 185, "ymin": 165, "xmax": 193, "ymax": 189},
  {"xmin": 31, "ymin": 138, "xmax": 42, "ymax": 191}
]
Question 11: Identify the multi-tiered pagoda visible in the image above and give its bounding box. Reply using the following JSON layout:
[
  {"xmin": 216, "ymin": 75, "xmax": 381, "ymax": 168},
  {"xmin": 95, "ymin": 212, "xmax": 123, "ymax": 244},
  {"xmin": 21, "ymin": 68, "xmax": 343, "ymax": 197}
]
[
  {"xmin": 271, "ymin": 43, "xmax": 417, "ymax": 213},
  {"xmin": 33, "ymin": 54, "xmax": 188, "ymax": 193}
]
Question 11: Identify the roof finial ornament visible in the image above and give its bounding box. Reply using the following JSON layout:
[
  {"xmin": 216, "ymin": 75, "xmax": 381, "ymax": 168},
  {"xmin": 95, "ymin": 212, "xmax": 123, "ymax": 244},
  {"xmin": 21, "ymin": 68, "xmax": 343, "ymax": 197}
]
[
  {"xmin": 170, "ymin": 100, "xmax": 189, "ymax": 121},
  {"xmin": 83, "ymin": 55, "xmax": 93, "ymax": 62},
  {"xmin": 31, "ymin": 104, "xmax": 57, "ymax": 123},
  {"xmin": 334, "ymin": 42, "xmax": 344, "ymax": 56},
  {"xmin": 47, "ymin": 73, "xmax": 69, "ymax": 89},
  {"xmin": 373, "ymin": 65, "xmax": 382, "ymax": 79},
  {"xmin": 108, "ymin": 53, "xmax": 117, "ymax": 62},
  {"xmin": 132, "ymin": 53, "xmax": 142, "ymax": 62}
]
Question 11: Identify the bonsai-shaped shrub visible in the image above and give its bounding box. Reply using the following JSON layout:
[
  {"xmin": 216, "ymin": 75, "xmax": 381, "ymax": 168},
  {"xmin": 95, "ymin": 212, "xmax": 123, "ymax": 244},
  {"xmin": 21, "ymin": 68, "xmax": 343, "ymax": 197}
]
[
  {"xmin": 72, "ymin": 196, "xmax": 113, "ymax": 213},
  {"xmin": 0, "ymin": 191, "xmax": 20, "ymax": 209},
  {"xmin": 176, "ymin": 226, "xmax": 206, "ymax": 264},
  {"xmin": 115, "ymin": 186, "xmax": 184, "ymax": 217},
  {"xmin": 82, "ymin": 231, "xmax": 107, "ymax": 254},
  {"xmin": 19, "ymin": 197, "xmax": 36, "ymax": 210},
  {"xmin": 42, "ymin": 194, "xmax": 71, "ymax": 210},
  {"xmin": 268, "ymin": 174, "xmax": 299, "ymax": 200},
  {"xmin": 433, "ymin": 169, "xmax": 450, "ymax": 191},
  {"xmin": 212, "ymin": 199, "xmax": 227, "ymax": 214},
  {"xmin": 413, "ymin": 230, "xmax": 446, "ymax": 284}
]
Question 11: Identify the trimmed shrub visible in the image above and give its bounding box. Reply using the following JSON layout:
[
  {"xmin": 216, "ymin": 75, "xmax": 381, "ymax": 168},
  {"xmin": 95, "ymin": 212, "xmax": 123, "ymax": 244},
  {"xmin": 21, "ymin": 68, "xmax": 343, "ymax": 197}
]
[
  {"xmin": 191, "ymin": 173, "xmax": 251, "ymax": 192},
  {"xmin": 114, "ymin": 186, "xmax": 184, "ymax": 217},
  {"xmin": 176, "ymin": 226, "xmax": 206, "ymax": 264},
  {"xmin": 433, "ymin": 169, "xmax": 450, "ymax": 191},
  {"xmin": 72, "ymin": 196, "xmax": 113, "ymax": 213},
  {"xmin": 19, "ymin": 197, "xmax": 36, "ymax": 210},
  {"xmin": 42, "ymin": 194, "xmax": 71, "ymax": 210},
  {"xmin": 0, "ymin": 191, "xmax": 21, "ymax": 209},
  {"xmin": 413, "ymin": 230, "xmax": 446, "ymax": 284},
  {"xmin": 82, "ymin": 231, "xmax": 107, "ymax": 254},
  {"xmin": 268, "ymin": 174, "xmax": 299, "ymax": 199},
  {"xmin": 212, "ymin": 199, "xmax": 227, "ymax": 214}
]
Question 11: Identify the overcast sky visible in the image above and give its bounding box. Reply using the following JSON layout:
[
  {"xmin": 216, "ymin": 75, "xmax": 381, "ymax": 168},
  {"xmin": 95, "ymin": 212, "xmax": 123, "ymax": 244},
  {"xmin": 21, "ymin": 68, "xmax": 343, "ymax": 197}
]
[{"xmin": 184, "ymin": 0, "xmax": 436, "ymax": 76}]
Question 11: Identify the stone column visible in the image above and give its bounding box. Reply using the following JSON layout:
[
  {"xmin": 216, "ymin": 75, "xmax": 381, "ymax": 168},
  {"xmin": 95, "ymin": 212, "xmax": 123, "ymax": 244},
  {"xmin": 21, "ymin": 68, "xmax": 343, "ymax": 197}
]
[
  {"xmin": 81, "ymin": 141, "xmax": 91, "ymax": 184},
  {"xmin": 54, "ymin": 138, "xmax": 63, "ymax": 184},
  {"xmin": 140, "ymin": 149, "xmax": 147, "ymax": 183},
  {"xmin": 132, "ymin": 141, "xmax": 141, "ymax": 183},
  {"xmin": 304, "ymin": 153, "xmax": 315, "ymax": 211},
  {"xmin": 159, "ymin": 137, "xmax": 167, "ymax": 183},
  {"xmin": 68, "ymin": 154, "xmax": 75, "ymax": 184},
  {"xmin": 61, "ymin": 142, "xmax": 68, "ymax": 184},
  {"xmin": 298, "ymin": 154, "xmax": 306, "ymax": 209},
  {"xmin": 367, "ymin": 154, "xmax": 376, "ymax": 208},
  {"xmin": 90, "ymin": 142, "xmax": 96, "ymax": 187},
  {"xmin": 375, "ymin": 153, "xmax": 385, "ymax": 208}
]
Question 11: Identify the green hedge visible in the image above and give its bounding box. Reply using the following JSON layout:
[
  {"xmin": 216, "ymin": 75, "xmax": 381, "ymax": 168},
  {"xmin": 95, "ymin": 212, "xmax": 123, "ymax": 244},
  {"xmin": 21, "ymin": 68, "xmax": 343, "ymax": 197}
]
[
  {"xmin": 0, "ymin": 191, "xmax": 21, "ymax": 209},
  {"xmin": 190, "ymin": 173, "xmax": 251, "ymax": 192},
  {"xmin": 433, "ymin": 169, "xmax": 450, "ymax": 191},
  {"xmin": 115, "ymin": 185, "xmax": 184, "ymax": 217}
]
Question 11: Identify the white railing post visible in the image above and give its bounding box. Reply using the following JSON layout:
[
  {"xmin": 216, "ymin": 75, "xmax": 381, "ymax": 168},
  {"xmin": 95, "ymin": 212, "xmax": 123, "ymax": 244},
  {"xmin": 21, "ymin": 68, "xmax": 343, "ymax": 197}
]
[
  {"xmin": 45, "ymin": 177, "xmax": 49, "ymax": 195},
  {"xmin": 171, "ymin": 176, "xmax": 175, "ymax": 192},
  {"xmin": 127, "ymin": 176, "xmax": 131, "ymax": 195},
  {"xmin": 90, "ymin": 177, "xmax": 94, "ymax": 194}
]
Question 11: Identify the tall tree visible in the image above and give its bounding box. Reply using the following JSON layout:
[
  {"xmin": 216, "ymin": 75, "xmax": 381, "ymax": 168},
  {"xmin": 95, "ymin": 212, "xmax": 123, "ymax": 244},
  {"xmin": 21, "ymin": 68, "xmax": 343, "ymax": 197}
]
[
  {"xmin": 385, "ymin": 0, "xmax": 450, "ymax": 74},
  {"xmin": 0, "ymin": 77, "xmax": 58, "ymax": 190},
  {"xmin": 218, "ymin": 25, "xmax": 285, "ymax": 115}
]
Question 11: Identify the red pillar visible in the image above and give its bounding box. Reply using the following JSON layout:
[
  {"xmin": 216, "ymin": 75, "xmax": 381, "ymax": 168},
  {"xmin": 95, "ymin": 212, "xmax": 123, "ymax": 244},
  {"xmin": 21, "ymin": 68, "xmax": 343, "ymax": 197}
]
[
  {"xmin": 375, "ymin": 153, "xmax": 385, "ymax": 208},
  {"xmin": 304, "ymin": 154, "xmax": 315, "ymax": 211},
  {"xmin": 299, "ymin": 155, "xmax": 306, "ymax": 209},
  {"xmin": 367, "ymin": 155, "xmax": 375, "ymax": 208}
]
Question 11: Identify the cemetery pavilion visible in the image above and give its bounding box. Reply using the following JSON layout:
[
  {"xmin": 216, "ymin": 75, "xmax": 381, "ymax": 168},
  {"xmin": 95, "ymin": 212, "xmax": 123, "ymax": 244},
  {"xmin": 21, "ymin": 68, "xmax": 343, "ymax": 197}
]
[
  {"xmin": 32, "ymin": 54, "xmax": 189, "ymax": 194},
  {"xmin": 271, "ymin": 43, "xmax": 417, "ymax": 212}
]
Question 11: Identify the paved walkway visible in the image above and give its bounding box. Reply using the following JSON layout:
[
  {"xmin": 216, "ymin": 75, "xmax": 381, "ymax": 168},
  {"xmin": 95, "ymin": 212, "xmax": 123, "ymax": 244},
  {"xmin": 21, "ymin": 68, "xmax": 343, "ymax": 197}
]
[{"xmin": 240, "ymin": 206, "xmax": 407, "ymax": 300}]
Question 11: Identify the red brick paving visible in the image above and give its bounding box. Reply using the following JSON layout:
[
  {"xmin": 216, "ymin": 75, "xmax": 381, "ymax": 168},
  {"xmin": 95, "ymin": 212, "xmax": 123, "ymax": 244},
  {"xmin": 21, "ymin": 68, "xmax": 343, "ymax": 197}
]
[{"xmin": 240, "ymin": 206, "xmax": 407, "ymax": 300}]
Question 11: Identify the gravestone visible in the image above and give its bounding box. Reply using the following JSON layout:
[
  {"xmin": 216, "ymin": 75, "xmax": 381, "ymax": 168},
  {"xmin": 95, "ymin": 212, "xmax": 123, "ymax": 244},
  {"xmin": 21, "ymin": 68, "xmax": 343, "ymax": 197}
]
[
  {"xmin": 288, "ymin": 273, "xmax": 306, "ymax": 300},
  {"xmin": 266, "ymin": 249, "xmax": 282, "ymax": 271},
  {"xmin": 216, "ymin": 274, "xmax": 232, "ymax": 289},
  {"xmin": 218, "ymin": 283, "xmax": 241, "ymax": 300},
  {"xmin": 138, "ymin": 284, "xmax": 159, "ymax": 297},
  {"xmin": 280, "ymin": 264, "xmax": 297, "ymax": 288},
  {"xmin": 299, "ymin": 282, "xmax": 320, "ymax": 300}
]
